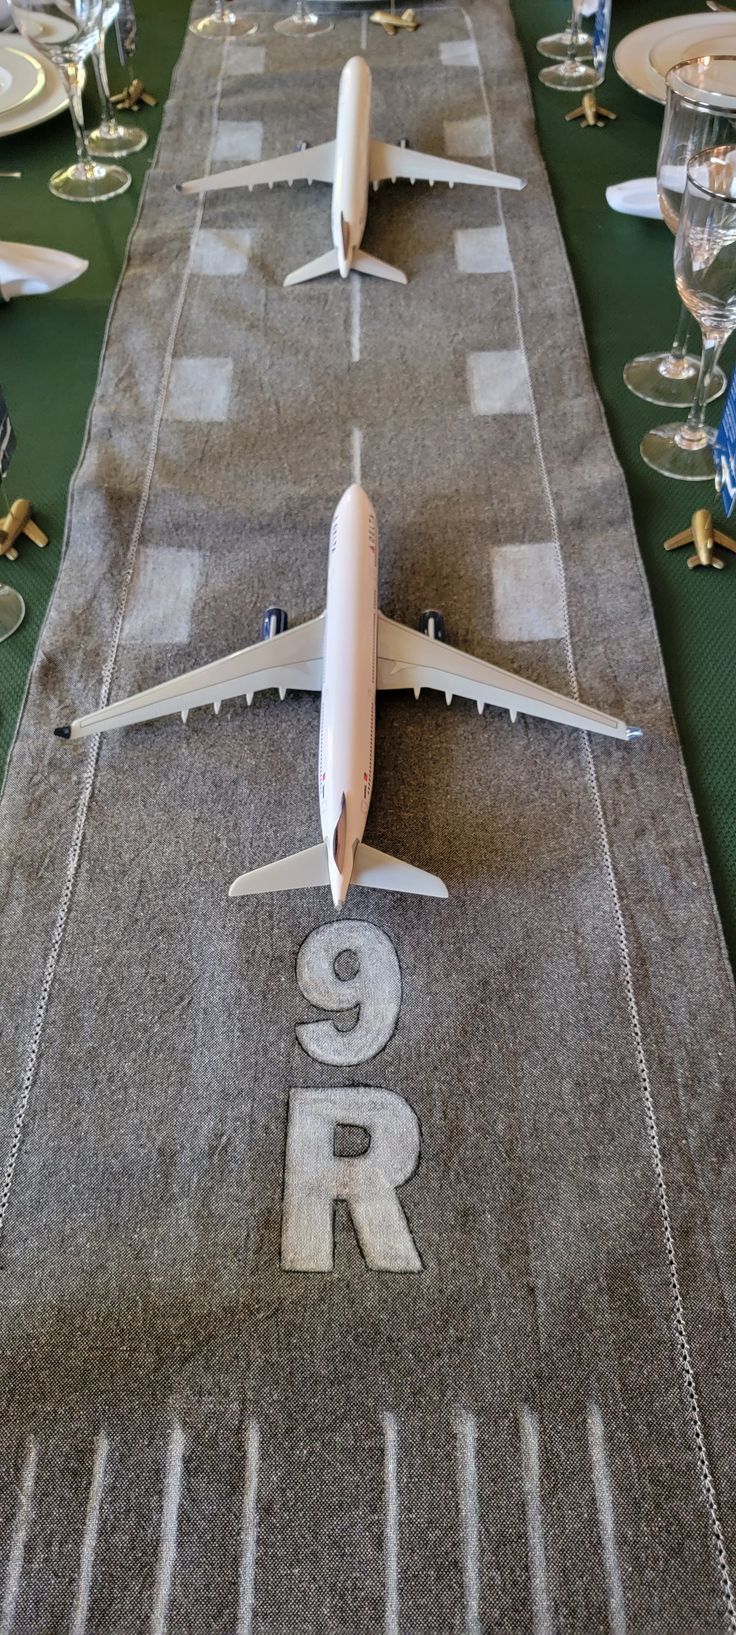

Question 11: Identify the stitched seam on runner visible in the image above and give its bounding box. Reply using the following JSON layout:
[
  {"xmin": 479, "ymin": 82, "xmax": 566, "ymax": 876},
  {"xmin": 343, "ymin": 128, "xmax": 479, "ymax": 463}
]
[
  {"xmin": 0, "ymin": 41, "xmax": 230, "ymax": 1242},
  {"xmin": 463, "ymin": 9, "xmax": 736, "ymax": 1622}
]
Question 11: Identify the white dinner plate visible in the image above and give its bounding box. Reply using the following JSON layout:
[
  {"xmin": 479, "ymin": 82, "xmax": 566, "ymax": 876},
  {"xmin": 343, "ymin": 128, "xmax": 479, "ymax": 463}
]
[
  {"xmin": 0, "ymin": 41, "xmax": 43, "ymax": 113},
  {"xmin": 614, "ymin": 13, "xmax": 736, "ymax": 104},
  {"xmin": 0, "ymin": 46, "xmax": 70, "ymax": 135},
  {"xmin": 649, "ymin": 27, "xmax": 736, "ymax": 82}
]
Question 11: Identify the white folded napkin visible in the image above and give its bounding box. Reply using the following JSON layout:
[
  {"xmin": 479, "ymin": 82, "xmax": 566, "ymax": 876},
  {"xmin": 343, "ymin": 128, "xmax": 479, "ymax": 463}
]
[
  {"xmin": 605, "ymin": 177, "xmax": 663, "ymax": 221},
  {"xmin": 0, "ymin": 240, "xmax": 88, "ymax": 299}
]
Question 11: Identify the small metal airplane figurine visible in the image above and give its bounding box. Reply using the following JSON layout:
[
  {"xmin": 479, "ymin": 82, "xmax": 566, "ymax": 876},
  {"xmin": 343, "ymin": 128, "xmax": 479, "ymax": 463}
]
[
  {"xmin": 110, "ymin": 78, "xmax": 156, "ymax": 111},
  {"xmin": 0, "ymin": 498, "xmax": 48, "ymax": 562},
  {"xmin": 664, "ymin": 508, "xmax": 736, "ymax": 569},
  {"xmin": 565, "ymin": 92, "xmax": 617, "ymax": 128},
  {"xmin": 370, "ymin": 7, "xmax": 419, "ymax": 34}
]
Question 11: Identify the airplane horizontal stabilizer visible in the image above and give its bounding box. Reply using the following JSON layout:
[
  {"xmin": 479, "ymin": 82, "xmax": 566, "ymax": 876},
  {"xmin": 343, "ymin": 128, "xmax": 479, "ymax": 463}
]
[
  {"xmin": 352, "ymin": 842, "xmax": 448, "ymax": 898},
  {"xmin": 284, "ymin": 249, "xmax": 341, "ymax": 287},
  {"xmin": 352, "ymin": 250, "xmax": 408, "ymax": 285},
  {"xmin": 229, "ymin": 842, "xmax": 330, "ymax": 898}
]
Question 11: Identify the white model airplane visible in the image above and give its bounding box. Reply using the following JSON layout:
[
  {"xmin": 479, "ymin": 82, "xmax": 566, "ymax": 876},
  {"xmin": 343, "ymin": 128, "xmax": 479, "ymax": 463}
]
[
  {"xmin": 176, "ymin": 55, "xmax": 526, "ymax": 286},
  {"xmin": 55, "ymin": 486, "xmax": 641, "ymax": 912}
]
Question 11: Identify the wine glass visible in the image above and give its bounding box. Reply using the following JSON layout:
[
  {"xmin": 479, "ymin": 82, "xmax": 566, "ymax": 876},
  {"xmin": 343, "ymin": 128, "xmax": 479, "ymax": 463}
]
[
  {"xmin": 190, "ymin": 0, "xmax": 258, "ymax": 40},
  {"xmin": 624, "ymin": 57, "xmax": 736, "ymax": 407},
  {"xmin": 87, "ymin": 0, "xmax": 147, "ymax": 158},
  {"xmin": 641, "ymin": 145, "xmax": 736, "ymax": 481},
  {"xmin": 538, "ymin": 0, "xmax": 601, "ymax": 90},
  {"xmin": 537, "ymin": 2, "xmax": 592, "ymax": 62},
  {"xmin": 274, "ymin": 0, "xmax": 333, "ymax": 38},
  {"xmin": 10, "ymin": 0, "xmax": 130, "ymax": 201}
]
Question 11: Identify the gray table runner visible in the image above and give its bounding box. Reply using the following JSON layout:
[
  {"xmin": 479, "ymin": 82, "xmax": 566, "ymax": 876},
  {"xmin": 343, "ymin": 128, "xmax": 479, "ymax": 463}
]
[{"xmin": 2, "ymin": 4, "xmax": 736, "ymax": 1630}]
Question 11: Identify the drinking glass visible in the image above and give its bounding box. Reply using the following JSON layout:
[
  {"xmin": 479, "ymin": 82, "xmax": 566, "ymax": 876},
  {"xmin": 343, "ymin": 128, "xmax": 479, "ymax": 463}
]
[
  {"xmin": 274, "ymin": 0, "xmax": 333, "ymax": 37},
  {"xmin": 624, "ymin": 58, "xmax": 736, "ymax": 407},
  {"xmin": 190, "ymin": 0, "xmax": 258, "ymax": 40},
  {"xmin": 87, "ymin": 0, "xmax": 147, "ymax": 158},
  {"xmin": 539, "ymin": 0, "xmax": 600, "ymax": 89},
  {"xmin": 11, "ymin": 0, "xmax": 130, "ymax": 200},
  {"xmin": 641, "ymin": 145, "xmax": 736, "ymax": 481},
  {"xmin": 537, "ymin": 2, "xmax": 592, "ymax": 62}
]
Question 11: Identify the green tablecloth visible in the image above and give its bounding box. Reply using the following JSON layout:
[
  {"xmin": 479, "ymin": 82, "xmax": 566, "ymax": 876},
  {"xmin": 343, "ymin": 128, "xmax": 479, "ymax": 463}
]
[
  {"xmin": 0, "ymin": 0, "xmax": 185, "ymax": 769},
  {"xmin": 509, "ymin": 0, "xmax": 736, "ymax": 964},
  {"xmin": 2, "ymin": 0, "xmax": 736, "ymax": 963}
]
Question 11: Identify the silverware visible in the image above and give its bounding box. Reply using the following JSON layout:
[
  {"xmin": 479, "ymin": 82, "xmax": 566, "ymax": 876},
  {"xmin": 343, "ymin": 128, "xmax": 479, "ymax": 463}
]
[
  {"xmin": 0, "ymin": 171, "xmax": 21, "ymax": 178},
  {"xmin": 706, "ymin": 2, "xmax": 736, "ymax": 11}
]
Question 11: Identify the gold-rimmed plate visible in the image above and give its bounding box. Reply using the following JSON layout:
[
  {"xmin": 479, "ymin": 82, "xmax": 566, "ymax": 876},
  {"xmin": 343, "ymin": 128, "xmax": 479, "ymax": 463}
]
[
  {"xmin": 614, "ymin": 13, "xmax": 736, "ymax": 105},
  {"xmin": 0, "ymin": 48, "xmax": 73, "ymax": 136},
  {"xmin": 0, "ymin": 43, "xmax": 44, "ymax": 116}
]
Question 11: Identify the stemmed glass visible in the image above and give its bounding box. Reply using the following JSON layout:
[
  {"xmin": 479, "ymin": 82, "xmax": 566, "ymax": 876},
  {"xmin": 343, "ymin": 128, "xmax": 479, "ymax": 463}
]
[
  {"xmin": 190, "ymin": 0, "xmax": 258, "ymax": 40},
  {"xmin": 539, "ymin": 0, "xmax": 600, "ymax": 90},
  {"xmin": 641, "ymin": 145, "xmax": 736, "ymax": 481},
  {"xmin": 10, "ymin": 0, "xmax": 130, "ymax": 200},
  {"xmin": 88, "ymin": 0, "xmax": 147, "ymax": 158},
  {"xmin": 274, "ymin": 0, "xmax": 333, "ymax": 38},
  {"xmin": 624, "ymin": 58, "xmax": 736, "ymax": 407},
  {"xmin": 537, "ymin": 2, "xmax": 592, "ymax": 62}
]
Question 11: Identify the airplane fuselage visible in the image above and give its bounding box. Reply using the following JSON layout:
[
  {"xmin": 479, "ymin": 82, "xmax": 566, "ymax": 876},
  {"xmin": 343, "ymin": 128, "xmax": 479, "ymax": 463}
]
[
  {"xmin": 319, "ymin": 484, "xmax": 378, "ymax": 907},
  {"xmin": 331, "ymin": 56, "xmax": 371, "ymax": 277}
]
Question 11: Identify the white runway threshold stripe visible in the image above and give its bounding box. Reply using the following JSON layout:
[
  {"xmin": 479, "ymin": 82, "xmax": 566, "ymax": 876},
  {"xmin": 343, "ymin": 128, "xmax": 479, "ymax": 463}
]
[
  {"xmin": 0, "ymin": 1406, "xmax": 636, "ymax": 1632},
  {"xmin": 0, "ymin": 1439, "xmax": 37, "ymax": 1635}
]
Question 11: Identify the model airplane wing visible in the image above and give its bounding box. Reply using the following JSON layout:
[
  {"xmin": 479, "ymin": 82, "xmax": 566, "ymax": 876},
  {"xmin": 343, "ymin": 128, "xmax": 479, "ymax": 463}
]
[
  {"xmin": 368, "ymin": 140, "xmax": 525, "ymax": 193},
  {"xmin": 56, "ymin": 615, "xmax": 325, "ymax": 742},
  {"xmin": 178, "ymin": 142, "xmax": 336, "ymax": 197},
  {"xmin": 376, "ymin": 614, "xmax": 636, "ymax": 740}
]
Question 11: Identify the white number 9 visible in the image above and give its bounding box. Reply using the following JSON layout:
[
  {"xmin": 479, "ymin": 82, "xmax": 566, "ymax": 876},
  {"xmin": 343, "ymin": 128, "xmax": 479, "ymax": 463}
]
[{"xmin": 295, "ymin": 922, "xmax": 402, "ymax": 1066}]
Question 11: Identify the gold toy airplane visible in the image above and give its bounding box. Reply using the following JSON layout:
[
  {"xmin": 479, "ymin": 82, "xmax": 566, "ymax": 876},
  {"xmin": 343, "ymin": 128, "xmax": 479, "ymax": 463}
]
[
  {"xmin": 565, "ymin": 92, "xmax": 617, "ymax": 128},
  {"xmin": 664, "ymin": 508, "xmax": 736, "ymax": 569},
  {"xmin": 0, "ymin": 498, "xmax": 48, "ymax": 562},
  {"xmin": 370, "ymin": 7, "xmax": 419, "ymax": 34},
  {"xmin": 110, "ymin": 78, "xmax": 157, "ymax": 111}
]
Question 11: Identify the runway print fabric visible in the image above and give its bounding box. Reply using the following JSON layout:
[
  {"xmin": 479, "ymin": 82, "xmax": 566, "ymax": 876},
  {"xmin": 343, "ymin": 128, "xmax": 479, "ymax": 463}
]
[{"xmin": 2, "ymin": 4, "xmax": 736, "ymax": 1630}]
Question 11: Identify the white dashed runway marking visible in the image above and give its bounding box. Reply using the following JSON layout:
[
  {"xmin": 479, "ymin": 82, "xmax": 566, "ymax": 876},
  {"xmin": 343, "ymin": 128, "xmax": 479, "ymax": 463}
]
[
  {"xmin": 350, "ymin": 272, "xmax": 362, "ymax": 363},
  {"xmin": 454, "ymin": 225, "xmax": 511, "ymax": 274},
  {"xmin": 193, "ymin": 227, "xmax": 252, "ymax": 276},
  {"xmin": 123, "ymin": 547, "xmax": 202, "ymax": 645},
  {"xmin": 225, "ymin": 42, "xmax": 266, "ymax": 74},
  {"xmin": 165, "ymin": 356, "xmax": 234, "ymax": 422},
  {"xmin": 352, "ymin": 425, "xmax": 363, "ymax": 484},
  {"xmin": 491, "ymin": 542, "xmax": 565, "ymax": 642},
  {"xmin": 467, "ymin": 349, "xmax": 532, "ymax": 416},
  {"xmin": 444, "ymin": 115, "xmax": 492, "ymax": 158},
  {"xmin": 440, "ymin": 39, "xmax": 480, "ymax": 67},
  {"xmin": 212, "ymin": 120, "xmax": 263, "ymax": 164}
]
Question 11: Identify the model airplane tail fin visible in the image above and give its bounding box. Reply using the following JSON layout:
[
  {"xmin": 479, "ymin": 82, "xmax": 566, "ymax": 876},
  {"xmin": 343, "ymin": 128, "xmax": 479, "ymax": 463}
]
[
  {"xmin": 229, "ymin": 842, "xmax": 329, "ymax": 897},
  {"xmin": 352, "ymin": 842, "xmax": 447, "ymax": 898},
  {"xmin": 352, "ymin": 250, "xmax": 408, "ymax": 285},
  {"xmin": 283, "ymin": 248, "xmax": 340, "ymax": 287}
]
